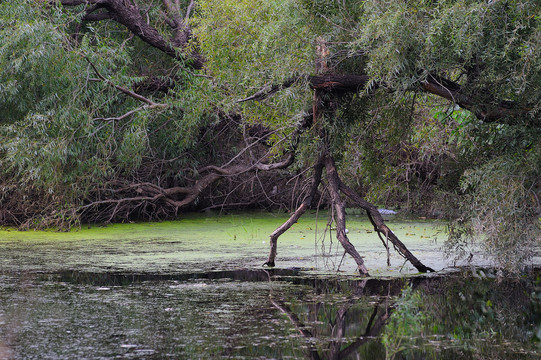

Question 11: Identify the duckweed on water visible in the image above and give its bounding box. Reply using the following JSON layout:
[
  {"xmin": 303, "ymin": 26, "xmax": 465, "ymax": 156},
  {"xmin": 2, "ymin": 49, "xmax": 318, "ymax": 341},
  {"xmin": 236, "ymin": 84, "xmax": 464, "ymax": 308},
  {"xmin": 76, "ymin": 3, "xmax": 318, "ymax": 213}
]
[{"xmin": 0, "ymin": 211, "xmax": 449, "ymax": 275}]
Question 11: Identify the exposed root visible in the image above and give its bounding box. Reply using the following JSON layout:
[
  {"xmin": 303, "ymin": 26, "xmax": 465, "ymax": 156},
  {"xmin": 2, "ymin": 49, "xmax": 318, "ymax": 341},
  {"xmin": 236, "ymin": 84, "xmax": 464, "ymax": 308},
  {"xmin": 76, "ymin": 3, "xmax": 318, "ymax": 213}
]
[{"xmin": 78, "ymin": 153, "xmax": 295, "ymax": 223}]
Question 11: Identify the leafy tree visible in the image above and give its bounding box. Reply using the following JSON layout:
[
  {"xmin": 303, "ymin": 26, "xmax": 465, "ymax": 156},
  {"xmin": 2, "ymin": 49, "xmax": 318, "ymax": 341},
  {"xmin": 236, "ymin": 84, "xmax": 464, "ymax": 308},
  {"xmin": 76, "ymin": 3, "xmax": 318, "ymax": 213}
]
[
  {"xmin": 192, "ymin": 0, "xmax": 540, "ymax": 274},
  {"xmin": 0, "ymin": 0, "xmax": 293, "ymax": 228},
  {"xmin": 0, "ymin": 0, "xmax": 539, "ymax": 274}
]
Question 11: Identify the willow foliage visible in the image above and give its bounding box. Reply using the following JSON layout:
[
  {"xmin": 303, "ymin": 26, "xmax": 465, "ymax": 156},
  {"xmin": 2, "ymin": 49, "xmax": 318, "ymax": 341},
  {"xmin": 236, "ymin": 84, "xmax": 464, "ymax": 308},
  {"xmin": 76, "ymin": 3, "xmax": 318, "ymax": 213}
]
[
  {"xmin": 0, "ymin": 0, "xmax": 539, "ymax": 272},
  {"xmin": 192, "ymin": 0, "xmax": 315, "ymax": 135},
  {"xmin": 0, "ymin": 1, "xmax": 206, "ymax": 225},
  {"xmin": 358, "ymin": 0, "xmax": 541, "ymax": 119},
  {"xmin": 192, "ymin": 0, "xmax": 541, "ymax": 273}
]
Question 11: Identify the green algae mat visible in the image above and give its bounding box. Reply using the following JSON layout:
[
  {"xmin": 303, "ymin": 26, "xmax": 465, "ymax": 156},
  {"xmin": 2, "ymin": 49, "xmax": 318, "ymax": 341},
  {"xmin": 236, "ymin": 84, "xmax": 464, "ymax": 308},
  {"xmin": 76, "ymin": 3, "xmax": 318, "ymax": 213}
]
[{"xmin": 0, "ymin": 211, "xmax": 448, "ymax": 275}]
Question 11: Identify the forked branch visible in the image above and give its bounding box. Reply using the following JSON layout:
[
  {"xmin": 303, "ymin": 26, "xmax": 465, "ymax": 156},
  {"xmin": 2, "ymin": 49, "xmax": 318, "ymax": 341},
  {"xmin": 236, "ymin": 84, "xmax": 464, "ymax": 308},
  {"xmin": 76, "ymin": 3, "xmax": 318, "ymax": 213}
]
[
  {"xmin": 79, "ymin": 151, "xmax": 294, "ymax": 222},
  {"xmin": 324, "ymin": 155, "xmax": 370, "ymax": 276}
]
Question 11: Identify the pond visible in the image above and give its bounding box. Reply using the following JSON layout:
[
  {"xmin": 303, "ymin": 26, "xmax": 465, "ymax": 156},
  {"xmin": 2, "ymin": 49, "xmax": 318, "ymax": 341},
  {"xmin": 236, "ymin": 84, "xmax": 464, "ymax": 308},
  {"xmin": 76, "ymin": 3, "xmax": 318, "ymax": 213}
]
[{"xmin": 0, "ymin": 212, "xmax": 540, "ymax": 359}]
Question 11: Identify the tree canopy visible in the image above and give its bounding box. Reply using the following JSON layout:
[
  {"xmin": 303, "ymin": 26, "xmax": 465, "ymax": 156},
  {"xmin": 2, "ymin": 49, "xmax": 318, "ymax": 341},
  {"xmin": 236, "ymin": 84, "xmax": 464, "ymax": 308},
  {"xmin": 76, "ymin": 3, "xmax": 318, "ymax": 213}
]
[{"xmin": 0, "ymin": 0, "xmax": 539, "ymax": 274}]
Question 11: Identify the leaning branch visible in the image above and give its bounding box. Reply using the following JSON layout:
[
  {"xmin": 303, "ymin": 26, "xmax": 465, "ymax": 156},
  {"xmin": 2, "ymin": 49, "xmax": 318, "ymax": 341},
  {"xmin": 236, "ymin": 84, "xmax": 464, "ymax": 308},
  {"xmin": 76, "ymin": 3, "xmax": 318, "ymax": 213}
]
[
  {"xmin": 338, "ymin": 181, "xmax": 435, "ymax": 273},
  {"xmin": 264, "ymin": 160, "xmax": 324, "ymax": 267},
  {"xmin": 236, "ymin": 77, "xmax": 303, "ymax": 103},
  {"xmin": 324, "ymin": 155, "xmax": 370, "ymax": 276},
  {"xmin": 58, "ymin": 0, "xmax": 204, "ymax": 68},
  {"xmin": 238, "ymin": 72, "xmax": 529, "ymax": 125},
  {"xmin": 421, "ymin": 74, "xmax": 522, "ymax": 123}
]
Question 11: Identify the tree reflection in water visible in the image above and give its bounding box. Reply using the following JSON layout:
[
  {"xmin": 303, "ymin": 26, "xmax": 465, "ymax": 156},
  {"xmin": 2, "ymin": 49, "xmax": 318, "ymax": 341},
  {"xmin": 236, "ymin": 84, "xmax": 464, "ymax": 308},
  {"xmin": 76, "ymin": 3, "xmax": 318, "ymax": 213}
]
[
  {"xmin": 0, "ymin": 268, "xmax": 539, "ymax": 359},
  {"xmin": 268, "ymin": 276, "xmax": 396, "ymax": 360},
  {"xmin": 270, "ymin": 286, "xmax": 391, "ymax": 359},
  {"xmin": 266, "ymin": 269, "xmax": 541, "ymax": 360}
]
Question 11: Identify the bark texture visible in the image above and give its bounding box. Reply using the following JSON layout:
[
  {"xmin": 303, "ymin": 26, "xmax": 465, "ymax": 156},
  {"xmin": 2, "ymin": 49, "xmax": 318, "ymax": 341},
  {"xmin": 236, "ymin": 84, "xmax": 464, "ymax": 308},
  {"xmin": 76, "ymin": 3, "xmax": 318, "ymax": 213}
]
[
  {"xmin": 59, "ymin": 0, "xmax": 204, "ymax": 68},
  {"xmin": 324, "ymin": 155, "xmax": 370, "ymax": 276}
]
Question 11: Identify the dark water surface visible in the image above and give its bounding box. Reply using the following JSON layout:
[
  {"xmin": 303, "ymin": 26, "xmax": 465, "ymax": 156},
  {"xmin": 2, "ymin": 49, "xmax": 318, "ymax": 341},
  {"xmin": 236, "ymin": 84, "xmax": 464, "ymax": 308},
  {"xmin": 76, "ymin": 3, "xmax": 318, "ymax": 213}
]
[{"xmin": 0, "ymin": 268, "xmax": 540, "ymax": 359}]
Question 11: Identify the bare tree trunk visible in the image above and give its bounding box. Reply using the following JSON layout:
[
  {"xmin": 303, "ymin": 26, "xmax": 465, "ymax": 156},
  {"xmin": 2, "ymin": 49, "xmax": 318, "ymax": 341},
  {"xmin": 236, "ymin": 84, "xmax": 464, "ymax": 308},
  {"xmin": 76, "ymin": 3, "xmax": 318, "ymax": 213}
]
[
  {"xmin": 324, "ymin": 155, "xmax": 370, "ymax": 276},
  {"xmin": 264, "ymin": 161, "xmax": 323, "ymax": 267}
]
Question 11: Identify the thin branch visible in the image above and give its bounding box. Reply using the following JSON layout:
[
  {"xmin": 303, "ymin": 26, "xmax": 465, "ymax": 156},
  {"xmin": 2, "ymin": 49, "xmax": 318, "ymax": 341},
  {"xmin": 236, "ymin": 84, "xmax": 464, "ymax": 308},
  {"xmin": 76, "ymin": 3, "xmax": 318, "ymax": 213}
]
[
  {"xmin": 185, "ymin": 0, "xmax": 195, "ymax": 19},
  {"xmin": 236, "ymin": 76, "xmax": 303, "ymax": 103},
  {"xmin": 78, "ymin": 149, "xmax": 295, "ymax": 218},
  {"xmin": 264, "ymin": 160, "xmax": 323, "ymax": 267},
  {"xmin": 92, "ymin": 106, "xmax": 147, "ymax": 122},
  {"xmin": 84, "ymin": 56, "xmax": 167, "ymax": 108}
]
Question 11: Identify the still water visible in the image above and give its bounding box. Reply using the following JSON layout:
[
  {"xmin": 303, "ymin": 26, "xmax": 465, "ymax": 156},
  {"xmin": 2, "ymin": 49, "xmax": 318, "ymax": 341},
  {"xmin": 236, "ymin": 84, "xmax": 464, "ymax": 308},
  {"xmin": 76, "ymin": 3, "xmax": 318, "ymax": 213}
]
[
  {"xmin": 0, "ymin": 213, "xmax": 539, "ymax": 359},
  {"xmin": 0, "ymin": 269, "xmax": 540, "ymax": 359}
]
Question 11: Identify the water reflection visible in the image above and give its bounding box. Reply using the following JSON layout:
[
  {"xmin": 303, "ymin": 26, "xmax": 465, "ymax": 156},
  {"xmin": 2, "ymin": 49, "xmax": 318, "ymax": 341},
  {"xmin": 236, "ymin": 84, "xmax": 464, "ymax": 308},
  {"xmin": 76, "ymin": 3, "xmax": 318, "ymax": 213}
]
[
  {"xmin": 0, "ymin": 314, "xmax": 13, "ymax": 360},
  {"xmin": 265, "ymin": 269, "xmax": 541, "ymax": 360},
  {"xmin": 0, "ymin": 268, "xmax": 539, "ymax": 359},
  {"xmin": 270, "ymin": 280, "xmax": 391, "ymax": 360}
]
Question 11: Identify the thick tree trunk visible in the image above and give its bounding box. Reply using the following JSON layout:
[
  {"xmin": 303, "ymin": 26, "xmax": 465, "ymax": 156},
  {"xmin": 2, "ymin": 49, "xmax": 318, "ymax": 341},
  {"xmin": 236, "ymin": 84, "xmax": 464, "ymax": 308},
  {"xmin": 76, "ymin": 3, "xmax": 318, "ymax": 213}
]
[
  {"xmin": 240, "ymin": 74, "xmax": 530, "ymax": 125},
  {"xmin": 59, "ymin": 0, "xmax": 204, "ymax": 68},
  {"xmin": 324, "ymin": 155, "xmax": 370, "ymax": 276}
]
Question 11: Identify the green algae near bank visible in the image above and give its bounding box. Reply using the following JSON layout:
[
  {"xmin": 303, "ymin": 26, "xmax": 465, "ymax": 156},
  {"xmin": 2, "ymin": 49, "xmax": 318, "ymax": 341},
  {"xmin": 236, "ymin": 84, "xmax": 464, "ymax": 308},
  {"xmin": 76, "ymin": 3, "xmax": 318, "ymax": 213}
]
[{"xmin": 0, "ymin": 212, "xmax": 447, "ymax": 275}]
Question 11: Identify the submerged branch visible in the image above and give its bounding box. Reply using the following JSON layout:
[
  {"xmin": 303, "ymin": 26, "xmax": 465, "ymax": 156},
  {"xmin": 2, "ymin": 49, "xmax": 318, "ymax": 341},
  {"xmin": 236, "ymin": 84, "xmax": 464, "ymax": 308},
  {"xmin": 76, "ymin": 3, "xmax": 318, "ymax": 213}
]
[
  {"xmin": 324, "ymin": 155, "xmax": 370, "ymax": 276},
  {"xmin": 264, "ymin": 159, "xmax": 324, "ymax": 267}
]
